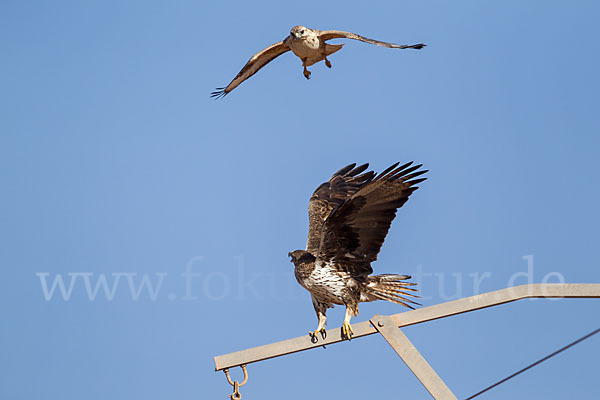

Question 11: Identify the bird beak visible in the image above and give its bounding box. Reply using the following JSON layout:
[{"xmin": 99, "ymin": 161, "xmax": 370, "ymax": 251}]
[{"xmin": 291, "ymin": 32, "xmax": 299, "ymax": 39}]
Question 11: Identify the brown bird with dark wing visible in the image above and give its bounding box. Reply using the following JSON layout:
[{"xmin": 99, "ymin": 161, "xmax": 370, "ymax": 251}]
[
  {"xmin": 288, "ymin": 162, "xmax": 427, "ymax": 341},
  {"xmin": 211, "ymin": 25, "xmax": 425, "ymax": 98}
]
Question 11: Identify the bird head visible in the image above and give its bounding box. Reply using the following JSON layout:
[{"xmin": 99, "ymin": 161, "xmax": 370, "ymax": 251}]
[
  {"xmin": 290, "ymin": 25, "xmax": 309, "ymax": 39},
  {"xmin": 288, "ymin": 250, "xmax": 316, "ymax": 265}
]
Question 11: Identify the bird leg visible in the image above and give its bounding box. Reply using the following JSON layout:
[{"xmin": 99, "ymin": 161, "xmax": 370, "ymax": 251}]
[
  {"xmin": 302, "ymin": 58, "xmax": 311, "ymax": 80},
  {"xmin": 323, "ymin": 56, "xmax": 332, "ymax": 68},
  {"xmin": 341, "ymin": 306, "xmax": 355, "ymax": 340},
  {"xmin": 308, "ymin": 311, "xmax": 327, "ymax": 342},
  {"xmin": 303, "ymin": 66, "xmax": 311, "ymax": 79}
]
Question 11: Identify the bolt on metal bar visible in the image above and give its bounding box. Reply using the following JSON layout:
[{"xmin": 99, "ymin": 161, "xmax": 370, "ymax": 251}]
[
  {"xmin": 214, "ymin": 283, "xmax": 600, "ymax": 371},
  {"xmin": 371, "ymin": 314, "xmax": 457, "ymax": 400}
]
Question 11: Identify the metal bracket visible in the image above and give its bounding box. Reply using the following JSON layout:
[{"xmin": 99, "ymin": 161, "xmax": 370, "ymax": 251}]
[
  {"xmin": 223, "ymin": 364, "xmax": 248, "ymax": 400},
  {"xmin": 371, "ymin": 314, "xmax": 457, "ymax": 400}
]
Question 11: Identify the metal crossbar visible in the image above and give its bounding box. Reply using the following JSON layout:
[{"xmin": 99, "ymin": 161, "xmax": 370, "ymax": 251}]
[
  {"xmin": 214, "ymin": 283, "xmax": 599, "ymax": 399},
  {"xmin": 214, "ymin": 283, "xmax": 600, "ymax": 371}
]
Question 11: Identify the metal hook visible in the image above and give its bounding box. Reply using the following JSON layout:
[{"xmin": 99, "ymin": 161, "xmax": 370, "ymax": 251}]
[{"xmin": 223, "ymin": 365, "xmax": 248, "ymax": 400}]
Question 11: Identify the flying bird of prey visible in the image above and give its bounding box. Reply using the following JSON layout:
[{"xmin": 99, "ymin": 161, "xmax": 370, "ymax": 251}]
[
  {"xmin": 211, "ymin": 25, "xmax": 426, "ymax": 98},
  {"xmin": 288, "ymin": 162, "xmax": 427, "ymax": 341}
]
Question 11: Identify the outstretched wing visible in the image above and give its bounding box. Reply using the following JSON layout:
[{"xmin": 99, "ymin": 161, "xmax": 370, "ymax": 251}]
[
  {"xmin": 306, "ymin": 163, "xmax": 375, "ymax": 254},
  {"xmin": 317, "ymin": 30, "xmax": 426, "ymax": 50},
  {"xmin": 211, "ymin": 41, "xmax": 290, "ymax": 99},
  {"xmin": 316, "ymin": 161, "xmax": 427, "ymax": 277}
]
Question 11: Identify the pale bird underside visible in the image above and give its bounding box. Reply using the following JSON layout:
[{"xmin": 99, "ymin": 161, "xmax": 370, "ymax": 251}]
[
  {"xmin": 211, "ymin": 25, "xmax": 426, "ymax": 98},
  {"xmin": 288, "ymin": 161, "xmax": 427, "ymax": 341}
]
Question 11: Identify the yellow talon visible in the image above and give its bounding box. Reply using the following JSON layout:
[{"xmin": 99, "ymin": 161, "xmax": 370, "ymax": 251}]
[
  {"xmin": 342, "ymin": 321, "xmax": 354, "ymax": 339},
  {"xmin": 308, "ymin": 328, "xmax": 327, "ymax": 341}
]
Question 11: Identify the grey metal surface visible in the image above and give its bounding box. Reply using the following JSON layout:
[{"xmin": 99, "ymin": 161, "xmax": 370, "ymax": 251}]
[
  {"xmin": 214, "ymin": 283, "xmax": 600, "ymax": 371},
  {"xmin": 388, "ymin": 283, "xmax": 600, "ymax": 329},
  {"xmin": 371, "ymin": 315, "xmax": 457, "ymax": 400}
]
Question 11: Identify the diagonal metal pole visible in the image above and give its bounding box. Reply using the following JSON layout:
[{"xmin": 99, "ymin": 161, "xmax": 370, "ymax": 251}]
[{"xmin": 371, "ymin": 314, "xmax": 457, "ymax": 400}]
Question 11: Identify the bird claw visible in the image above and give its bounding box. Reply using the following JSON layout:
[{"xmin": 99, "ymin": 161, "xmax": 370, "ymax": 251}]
[
  {"xmin": 303, "ymin": 70, "xmax": 311, "ymax": 80},
  {"xmin": 341, "ymin": 321, "xmax": 354, "ymax": 340},
  {"xmin": 325, "ymin": 60, "xmax": 332, "ymax": 68},
  {"xmin": 308, "ymin": 328, "xmax": 326, "ymax": 343}
]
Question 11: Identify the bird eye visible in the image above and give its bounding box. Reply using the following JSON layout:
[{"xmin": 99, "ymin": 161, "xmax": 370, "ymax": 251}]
[{"xmin": 300, "ymin": 30, "xmax": 304, "ymax": 34}]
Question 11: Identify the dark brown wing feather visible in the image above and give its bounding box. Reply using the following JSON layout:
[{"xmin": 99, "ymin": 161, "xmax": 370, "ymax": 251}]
[
  {"xmin": 317, "ymin": 30, "xmax": 426, "ymax": 50},
  {"xmin": 306, "ymin": 163, "xmax": 375, "ymax": 254},
  {"xmin": 211, "ymin": 41, "xmax": 290, "ymax": 99},
  {"xmin": 316, "ymin": 162, "xmax": 427, "ymax": 277}
]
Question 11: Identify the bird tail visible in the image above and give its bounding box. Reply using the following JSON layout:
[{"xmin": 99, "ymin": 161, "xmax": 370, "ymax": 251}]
[
  {"xmin": 365, "ymin": 274, "xmax": 420, "ymax": 309},
  {"xmin": 325, "ymin": 43, "xmax": 344, "ymax": 56}
]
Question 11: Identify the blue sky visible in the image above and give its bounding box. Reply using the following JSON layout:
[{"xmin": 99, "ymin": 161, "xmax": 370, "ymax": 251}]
[{"xmin": 1, "ymin": 1, "xmax": 599, "ymax": 399}]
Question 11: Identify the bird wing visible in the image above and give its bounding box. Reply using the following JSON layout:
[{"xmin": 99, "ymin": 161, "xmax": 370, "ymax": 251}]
[
  {"xmin": 317, "ymin": 30, "xmax": 426, "ymax": 50},
  {"xmin": 211, "ymin": 41, "xmax": 290, "ymax": 99},
  {"xmin": 315, "ymin": 162, "xmax": 427, "ymax": 277},
  {"xmin": 306, "ymin": 163, "xmax": 375, "ymax": 254}
]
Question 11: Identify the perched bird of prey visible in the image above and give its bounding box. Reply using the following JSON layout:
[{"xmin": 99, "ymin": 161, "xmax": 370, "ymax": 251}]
[
  {"xmin": 288, "ymin": 162, "xmax": 427, "ymax": 341},
  {"xmin": 211, "ymin": 25, "xmax": 425, "ymax": 98}
]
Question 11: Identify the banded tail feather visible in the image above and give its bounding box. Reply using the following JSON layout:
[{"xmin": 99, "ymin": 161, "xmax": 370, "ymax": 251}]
[{"xmin": 366, "ymin": 274, "xmax": 420, "ymax": 309}]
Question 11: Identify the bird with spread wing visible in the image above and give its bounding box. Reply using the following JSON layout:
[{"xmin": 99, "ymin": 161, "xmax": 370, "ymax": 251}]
[
  {"xmin": 289, "ymin": 162, "xmax": 427, "ymax": 341},
  {"xmin": 211, "ymin": 25, "xmax": 426, "ymax": 98}
]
